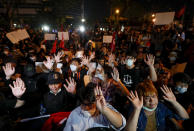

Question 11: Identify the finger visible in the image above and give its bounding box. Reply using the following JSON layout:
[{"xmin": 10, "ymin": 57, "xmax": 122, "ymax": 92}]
[
  {"xmin": 94, "ymin": 86, "xmax": 97, "ymax": 96},
  {"xmin": 140, "ymin": 96, "xmax": 143, "ymax": 103},
  {"xmin": 99, "ymin": 87, "xmax": 103, "ymax": 96},
  {"xmin": 135, "ymin": 91, "xmax": 139, "ymax": 99},
  {"xmin": 164, "ymin": 85, "xmax": 169, "ymax": 92},
  {"xmin": 63, "ymin": 84, "xmax": 68, "ymax": 89},
  {"xmin": 22, "ymin": 87, "xmax": 26, "ymax": 93},
  {"xmin": 130, "ymin": 91, "xmax": 135, "ymax": 98},
  {"xmin": 65, "ymin": 79, "xmax": 70, "ymax": 85},
  {"xmin": 2, "ymin": 66, "xmax": 5, "ymax": 71},
  {"xmin": 96, "ymin": 86, "xmax": 99, "ymax": 96},
  {"xmin": 127, "ymin": 96, "xmax": 133, "ymax": 102},
  {"xmin": 163, "ymin": 96, "xmax": 168, "ymax": 101},
  {"xmin": 129, "ymin": 91, "xmax": 134, "ymax": 99},
  {"xmin": 111, "ymin": 73, "xmax": 114, "ymax": 78},
  {"xmin": 9, "ymin": 84, "xmax": 14, "ymax": 89},
  {"xmin": 160, "ymin": 86, "xmax": 165, "ymax": 93},
  {"xmin": 69, "ymin": 77, "xmax": 72, "ymax": 84},
  {"xmin": 13, "ymin": 81, "xmax": 16, "ymax": 87}
]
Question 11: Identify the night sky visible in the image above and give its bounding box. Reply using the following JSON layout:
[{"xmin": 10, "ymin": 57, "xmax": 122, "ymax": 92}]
[{"xmin": 84, "ymin": 0, "xmax": 110, "ymax": 23}]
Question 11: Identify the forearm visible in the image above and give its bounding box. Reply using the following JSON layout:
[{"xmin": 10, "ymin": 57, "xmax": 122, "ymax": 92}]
[
  {"xmin": 102, "ymin": 106, "xmax": 123, "ymax": 128},
  {"xmin": 125, "ymin": 109, "xmax": 141, "ymax": 131},
  {"xmin": 15, "ymin": 99, "xmax": 25, "ymax": 108},
  {"xmin": 148, "ymin": 66, "xmax": 157, "ymax": 82},
  {"xmin": 171, "ymin": 101, "xmax": 189, "ymax": 119}
]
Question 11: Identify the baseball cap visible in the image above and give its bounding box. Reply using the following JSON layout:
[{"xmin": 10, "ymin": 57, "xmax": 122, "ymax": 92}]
[{"xmin": 47, "ymin": 72, "xmax": 62, "ymax": 84}]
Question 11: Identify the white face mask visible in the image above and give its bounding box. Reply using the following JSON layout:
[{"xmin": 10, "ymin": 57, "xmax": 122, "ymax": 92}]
[
  {"xmin": 176, "ymin": 86, "xmax": 187, "ymax": 94},
  {"xmin": 143, "ymin": 106, "xmax": 157, "ymax": 112},
  {"xmin": 169, "ymin": 57, "xmax": 176, "ymax": 61},
  {"xmin": 70, "ymin": 64, "xmax": 77, "ymax": 72},
  {"xmin": 95, "ymin": 73, "xmax": 104, "ymax": 81},
  {"xmin": 127, "ymin": 59, "xmax": 134, "ymax": 66}
]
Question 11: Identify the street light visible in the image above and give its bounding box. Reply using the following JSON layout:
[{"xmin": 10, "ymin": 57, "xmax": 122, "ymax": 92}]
[
  {"xmin": 81, "ymin": 18, "xmax": 85, "ymax": 23},
  {"xmin": 79, "ymin": 25, "xmax": 85, "ymax": 32},
  {"xmin": 115, "ymin": 9, "xmax": 120, "ymax": 14},
  {"xmin": 152, "ymin": 18, "xmax": 156, "ymax": 23},
  {"xmin": 42, "ymin": 25, "xmax": 50, "ymax": 32}
]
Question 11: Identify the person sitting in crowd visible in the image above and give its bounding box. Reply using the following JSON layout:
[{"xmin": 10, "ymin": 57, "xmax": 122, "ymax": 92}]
[
  {"xmin": 125, "ymin": 79, "xmax": 189, "ymax": 131},
  {"xmin": 118, "ymin": 51, "xmax": 157, "ymax": 90},
  {"xmin": 63, "ymin": 82, "xmax": 126, "ymax": 131}
]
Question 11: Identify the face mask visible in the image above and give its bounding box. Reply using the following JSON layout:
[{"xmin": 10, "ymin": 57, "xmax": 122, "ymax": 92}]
[
  {"xmin": 143, "ymin": 106, "xmax": 157, "ymax": 112},
  {"xmin": 169, "ymin": 57, "xmax": 176, "ymax": 61},
  {"xmin": 70, "ymin": 64, "xmax": 77, "ymax": 72},
  {"xmin": 127, "ymin": 59, "xmax": 134, "ymax": 66},
  {"xmin": 95, "ymin": 74, "xmax": 104, "ymax": 81},
  {"xmin": 176, "ymin": 86, "xmax": 187, "ymax": 94},
  {"xmin": 30, "ymin": 57, "xmax": 36, "ymax": 62}
]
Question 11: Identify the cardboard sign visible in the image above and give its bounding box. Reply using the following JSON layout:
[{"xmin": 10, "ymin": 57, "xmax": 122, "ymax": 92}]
[
  {"xmin": 6, "ymin": 32, "xmax": 19, "ymax": 44},
  {"xmin": 58, "ymin": 32, "xmax": 69, "ymax": 40},
  {"xmin": 154, "ymin": 12, "xmax": 175, "ymax": 25},
  {"xmin": 6, "ymin": 29, "xmax": 30, "ymax": 44},
  {"xmin": 44, "ymin": 34, "xmax": 56, "ymax": 40},
  {"xmin": 103, "ymin": 35, "xmax": 112, "ymax": 43}
]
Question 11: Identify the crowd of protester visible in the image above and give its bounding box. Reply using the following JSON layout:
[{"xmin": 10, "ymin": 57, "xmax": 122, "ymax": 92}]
[{"xmin": 0, "ymin": 23, "xmax": 194, "ymax": 131}]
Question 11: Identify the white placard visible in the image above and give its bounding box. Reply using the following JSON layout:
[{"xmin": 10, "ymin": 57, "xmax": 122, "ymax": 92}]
[
  {"xmin": 6, "ymin": 32, "xmax": 19, "ymax": 44},
  {"xmin": 6, "ymin": 29, "xmax": 30, "ymax": 44},
  {"xmin": 154, "ymin": 12, "xmax": 175, "ymax": 25},
  {"xmin": 44, "ymin": 34, "xmax": 56, "ymax": 40},
  {"xmin": 103, "ymin": 35, "xmax": 113, "ymax": 43},
  {"xmin": 19, "ymin": 29, "xmax": 30, "ymax": 40},
  {"xmin": 58, "ymin": 32, "xmax": 69, "ymax": 40}
]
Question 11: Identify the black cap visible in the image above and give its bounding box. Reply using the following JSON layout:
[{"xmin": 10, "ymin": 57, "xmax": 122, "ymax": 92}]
[{"xmin": 47, "ymin": 72, "xmax": 62, "ymax": 84}]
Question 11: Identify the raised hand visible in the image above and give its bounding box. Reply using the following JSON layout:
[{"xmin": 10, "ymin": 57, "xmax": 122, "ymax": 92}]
[
  {"xmin": 3, "ymin": 63, "xmax": 15, "ymax": 79},
  {"xmin": 127, "ymin": 91, "xmax": 143, "ymax": 110},
  {"xmin": 111, "ymin": 67, "xmax": 120, "ymax": 82},
  {"xmin": 9, "ymin": 78, "xmax": 26, "ymax": 98},
  {"xmin": 94, "ymin": 86, "xmax": 107, "ymax": 113},
  {"xmin": 43, "ymin": 56, "xmax": 54, "ymax": 70},
  {"xmin": 144, "ymin": 54, "xmax": 155, "ymax": 66},
  {"xmin": 89, "ymin": 52, "xmax": 95, "ymax": 61},
  {"xmin": 160, "ymin": 85, "xmax": 176, "ymax": 103},
  {"xmin": 80, "ymin": 56, "xmax": 90, "ymax": 67},
  {"xmin": 108, "ymin": 53, "xmax": 115, "ymax": 66},
  {"xmin": 64, "ymin": 77, "xmax": 76, "ymax": 94},
  {"xmin": 54, "ymin": 51, "xmax": 63, "ymax": 63}
]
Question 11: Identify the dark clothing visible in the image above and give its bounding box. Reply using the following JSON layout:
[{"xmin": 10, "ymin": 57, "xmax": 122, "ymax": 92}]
[
  {"xmin": 43, "ymin": 88, "xmax": 77, "ymax": 114},
  {"xmin": 0, "ymin": 99, "xmax": 16, "ymax": 113},
  {"xmin": 119, "ymin": 65, "xmax": 147, "ymax": 90}
]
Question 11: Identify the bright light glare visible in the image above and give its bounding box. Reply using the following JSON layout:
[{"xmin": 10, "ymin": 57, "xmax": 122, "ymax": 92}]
[
  {"xmin": 152, "ymin": 18, "xmax": 156, "ymax": 22},
  {"xmin": 42, "ymin": 25, "xmax": 49, "ymax": 31},
  {"xmin": 81, "ymin": 18, "xmax": 85, "ymax": 22},
  {"xmin": 79, "ymin": 25, "xmax": 85, "ymax": 32},
  {"xmin": 13, "ymin": 23, "xmax": 17, "ymax": 27},
  {"xmin": 152, "ymin": 14, "xmax": 155, "ymax": 17},
  {"xmin": 115, "ymin": 9, "xmax": 120, "ymax": 14}
]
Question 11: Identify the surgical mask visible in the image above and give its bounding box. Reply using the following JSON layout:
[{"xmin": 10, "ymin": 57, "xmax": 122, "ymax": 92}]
[
  {"xmin": 143, "ymin": 106, "xmax": 157, "ymax": 112},
  {"xmin": 95, "ymin": 74, "xmax": 104, "ymax": 81},
  {"xmin": 169, "ymin": 57, "xmax": 176, "ymax": 61},
  {"xmin": 176, "ymin": 86, "xmax": 187, "ymax": 94},
  {"xmin": 127, "ymin": 59, "xmax": 134, "ymax": 66},
  {"xmin": 30, "ymin": 57, "xmax": 36, "ymax": 62},
  {"xmin": 70, "ymin": 64, "xmax": 77, "ymax": 72}
]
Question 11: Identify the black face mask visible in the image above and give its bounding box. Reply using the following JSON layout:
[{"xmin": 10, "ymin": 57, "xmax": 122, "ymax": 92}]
[
  {"xmin": 24, "ymin": 71, "xmax": 35, "ymax": 77},
  {"xmin": 24, "ymin": 64, "xmax": 35, "ymax": 77}
]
